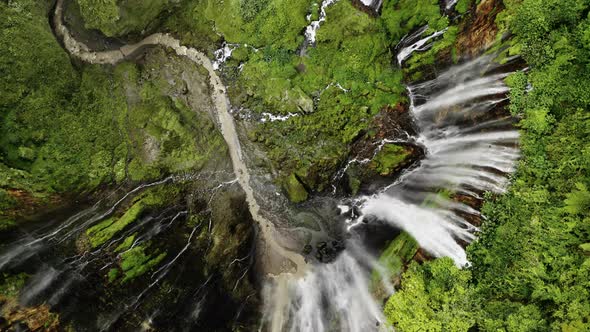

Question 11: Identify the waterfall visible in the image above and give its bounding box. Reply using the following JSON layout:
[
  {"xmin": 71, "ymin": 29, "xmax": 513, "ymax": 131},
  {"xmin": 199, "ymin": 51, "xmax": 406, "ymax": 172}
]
[
  {"xmin": 446, "ymin": 0, "xmax": 459, "ymax": 10},
  {"xmin": 261, "ymin": 245, "xmax": 387, "ymax": 332},
  {"xmin": 263, "ymin": 54, "xmax": 520, "ymax": 331},
  {"xmin": 358, "ymin": 0, "xmax": 384, "ymax": 11},
  {"xmin": 396, "ymin": 25, "xmax": 448, "ymax": 66},
  {"xmin": 5, "ymin": 1, "xmax": 521, "ymax": 330},
  {"xmin": 360, "ymin": 54, "xmax": 519, "ymax": 266},
  {"xmin": 302, "ymin": 0, "xmax": 339, "ymax": 50}
]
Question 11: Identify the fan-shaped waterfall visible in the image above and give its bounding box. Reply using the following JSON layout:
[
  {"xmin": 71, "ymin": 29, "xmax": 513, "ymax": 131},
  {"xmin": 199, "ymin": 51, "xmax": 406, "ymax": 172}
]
[{"xmin": 262, "ymin": 53, "xmax": 520, "ymax": 332}]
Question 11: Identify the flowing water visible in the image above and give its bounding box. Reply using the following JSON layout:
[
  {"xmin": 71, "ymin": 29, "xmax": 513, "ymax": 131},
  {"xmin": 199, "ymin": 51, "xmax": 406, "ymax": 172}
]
[
  {"xmin": 261, "ymin": 53, "xmax": 520, "ymax": 331},
  {"xmin": 1, "ymin": 2, "xmax": 519, "ymax": 330},
  {"xmin": 302, "ymin": 0, "xmax": 339, "ymax": 53},
  {"xmin": 396, "ymin": 25, "xmax": 448, "ymax": 65}
]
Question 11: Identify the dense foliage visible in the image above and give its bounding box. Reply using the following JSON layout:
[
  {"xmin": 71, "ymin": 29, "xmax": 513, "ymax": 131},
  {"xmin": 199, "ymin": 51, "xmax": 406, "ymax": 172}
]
[
  {"xmin": 2, "ymin": 0, "xmax": 589, "ymax": 329},
  {"xmin": 76, "ymin": 0, "xmax": 171, "ymax": 37},
  {"xmin": 162, "ymin": 0, "xmax": 454, "ymax": 195},
  {"xmin": 385, "ymin": 0, "xmax": 590, "ymax": 330},
  {"xmin": 62, "ymin": 0, "xmax": 456, "ymax": 197},
  {"xmin": 0, "ymin": 0, "xmax": 225, "ymax": 228}
]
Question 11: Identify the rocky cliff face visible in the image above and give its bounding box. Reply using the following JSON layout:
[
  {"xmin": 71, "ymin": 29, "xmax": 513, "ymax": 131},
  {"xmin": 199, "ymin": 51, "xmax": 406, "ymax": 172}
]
[{"xmin": 454, "ymin": 0, "xmax": 504, "ymax": 58}]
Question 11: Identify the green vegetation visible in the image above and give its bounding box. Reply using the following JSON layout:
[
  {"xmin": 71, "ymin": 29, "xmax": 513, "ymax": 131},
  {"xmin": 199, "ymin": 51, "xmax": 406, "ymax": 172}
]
[
  {"xmin": 165, "ymin": 0, "xmax": 313, "ymax": 53},
  {"xmin": 0, "ymin": 273, "xmax": 28, "ymax": 298},
  {"xmin": 369, "ymin": 144, "xmax": 412, "ymax": 176},
  {"xmin": 4, "ymin": 0, "xmax": 589, "ymax": 329},
  {"xmin": 162, "ymin": 0, "xmax": 427, "ymax": 195},
  {"xmin": 114, "ymin": 234, "xmax": 136, "ymax": 252},
  {"xmin": 283, "ymin": 173, "xmax": 309, "ymax": 203},
  {"xmin": 0, "ymin": 0, "xmax": 225, "ymax": 226},
  {"xmin": 385, "ymin": 258, "xmax": 476, "ymax": 331},
  {"xmin": 40, "ymin": 0, "xmax": 440, "ymax": 200},
  {"xmin": 86, "ymin": 201, "xmax": 144, "ymax": 248},
  {"xmin": 385, "ymin": 0, "xmax": 590, "ymax": 330},
  {"xmin": 86, "ymin": 186, "xmax": 179, "ymax": 247},
  {"xmin": 76, "ymin": 0, "xmax": 171, "ymax": 37},
  {"xmin": 230, "ymin": 0, "xmax": 411, "ymax": 193},
  {"xmin": 381, "ymin": 0, "xmax": 448, "ymax": 41},
  {"xmin": 107, "ymin": 268, "xmax": 120, "ymax": 283},
  {"xmin": 107, "ymin": 243, "xmax": 167, "ymax": 283},
  {"xmin": 376, "ymin": 232, "xmax": 419, "ymax": 277},
  {"xmin": 371, "ymin": 232, "xmax": 418, "ymax": 300}
]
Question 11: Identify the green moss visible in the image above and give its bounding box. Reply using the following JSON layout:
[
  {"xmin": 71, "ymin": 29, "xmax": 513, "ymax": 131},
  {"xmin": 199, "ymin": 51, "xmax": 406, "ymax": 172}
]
[
  {"xmin": 369, "ymin": 144, "xmax": 412, "ymax": 176},
  {"xmin": 106, "ymin": 243, "xmax": 166, "ymax": 283},
  {"xmin": 76, "ymin": 0, "xmax": 171, "ymax": 37},
  {"xmin": 203, "ymin": 0, "xmax": 312, "ymax": 50},
  {"xmin": 86, "ymin": 202, "xmax": 144, "ymax": 248},
  {"xmin": 455, "ymin": 0, "xmax": 471, "ymax": 14},
  {"xmin": 107, "ymin": 268, "xmax": 120, "ymax": 283},
  {"xmin": 579, "ymin": 243, "xmax": 590, "ymax": 253},
  {"xmin": 115, "ymin": 234, "xmax": 136, "ymax": 252},
  {"xmin": 284, "ymin": 173, "xmax": 309, "ymax": 203},
  {"xmin": 372, "ymin": 232, "xmax": 418, "ymax": 283},
  {"xmin": 119, "ymin": 244, "xmax": 166, "ymax": 283},
  {"xmin": 371, "ymin": 232, "xmax": 418, "ymax": 301},
  {"xmin": 381, "ymin": 0, "xmax": 448, "ymax": 41},
  {"xmin": 86, "ymin": 186, "xmax": 180, "ymax": 248},
  {"xmin": 0, "ymin": 273, "xmax": 28, "ymax": 298}
]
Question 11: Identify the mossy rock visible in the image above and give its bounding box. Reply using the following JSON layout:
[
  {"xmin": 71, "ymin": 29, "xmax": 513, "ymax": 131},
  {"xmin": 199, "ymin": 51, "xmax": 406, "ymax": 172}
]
[
  {"xmin": 0, "ymin": 273, "xmax": 29, "ymax": 298},
  {"xmin": 371, "ymin": 232, "xmax": 419, "ymax": 301},
  {"xmin": 85, "ymin": 201, "xmax": 144, "ymax": 248},
  {"xmin": 283, "ymin": 173, "xmax": 309, "ymax": 203},
  {"xmin": 0, "ymin": 217, "xmax": 17, "ymax": 232},
  {"xmin": 369, "ymin": 144, "xmax": 413, "ymax": 176}
]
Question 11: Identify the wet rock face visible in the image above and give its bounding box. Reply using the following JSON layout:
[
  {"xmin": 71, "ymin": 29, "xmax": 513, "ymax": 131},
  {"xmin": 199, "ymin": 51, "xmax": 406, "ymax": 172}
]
[
  {"xmin": 351, "ymin": 0, "xmax": 383, "ymax": 16},
  {"xmin": 0, "ymin": 187, "xmax": 260, "ymax": 332},
  {"xmin": 336, "ymin": 103, "xmax": 424, "ymax": 195},
  {"xmin": 302, "ymin": 239, "xmax": 346, "ymax": 263},
  {"xmin": 454, "ymin": 0, "xmax": 504, "ymax": 58}
]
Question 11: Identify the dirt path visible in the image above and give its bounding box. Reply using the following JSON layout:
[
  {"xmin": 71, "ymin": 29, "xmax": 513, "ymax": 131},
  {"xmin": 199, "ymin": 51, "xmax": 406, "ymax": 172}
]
[{"xmin": 53, "ymin": 0, "xmax": 307, "ymax": 279}]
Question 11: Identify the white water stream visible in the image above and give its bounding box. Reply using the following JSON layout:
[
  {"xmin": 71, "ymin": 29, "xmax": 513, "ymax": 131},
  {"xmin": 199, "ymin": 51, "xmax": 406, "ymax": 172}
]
[
  {"xmin": 396, "ymin": 25, "xmax": 448, "ymax": 65},
  {"xmin": 262, "ymin": 54, "xmax": 520, "ymax": 331},
  {"xmin": 303, "ymin": 0, "xmax": 339, "ymax": 47},
  {"xmin": 0, "ymin": 2, "xmax": 519, "ymax": 331}
]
